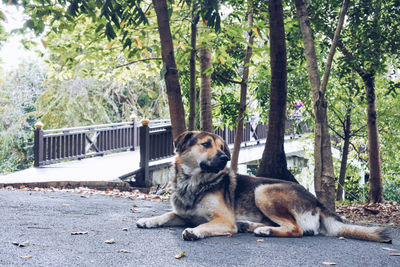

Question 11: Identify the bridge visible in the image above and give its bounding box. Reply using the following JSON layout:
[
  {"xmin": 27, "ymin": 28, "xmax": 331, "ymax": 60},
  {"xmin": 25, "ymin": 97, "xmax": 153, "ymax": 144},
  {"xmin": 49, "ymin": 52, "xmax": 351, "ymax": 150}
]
[{"xmin": 0, "ymin": 118, "xmax": 308, "ymax": 189}]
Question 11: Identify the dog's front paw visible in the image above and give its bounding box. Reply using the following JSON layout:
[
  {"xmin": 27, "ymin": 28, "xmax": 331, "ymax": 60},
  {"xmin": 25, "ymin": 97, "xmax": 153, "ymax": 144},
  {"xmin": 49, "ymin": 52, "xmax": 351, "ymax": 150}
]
[
  {"xmin": 254, "ymin": 227, "xmax": 272, "ymax": 237},
  {"xmin": 182, "ymin": 228, "xmax": 203, "ymax": 241},
  {"xmin": 136, "ymin": 217, "xmax": 158, "ymax": 228}
]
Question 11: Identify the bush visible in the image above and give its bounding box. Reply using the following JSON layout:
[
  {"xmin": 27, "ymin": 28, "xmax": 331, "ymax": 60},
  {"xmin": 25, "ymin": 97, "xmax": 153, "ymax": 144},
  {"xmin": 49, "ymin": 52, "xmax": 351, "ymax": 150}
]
[
  {"xmin": 343, "ymin": 176, "xmax": 369, "ymax": 202},
  {"xmin": 383, "ymin": 179, "xmax": 400, "ymax": 202}
]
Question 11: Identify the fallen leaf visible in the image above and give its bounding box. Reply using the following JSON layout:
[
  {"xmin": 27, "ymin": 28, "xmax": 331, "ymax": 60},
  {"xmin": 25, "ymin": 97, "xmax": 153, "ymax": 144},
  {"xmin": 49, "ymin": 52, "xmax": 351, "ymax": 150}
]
[
  {"xmin": 122, "ymin": 228, "xmax": 128, "ymax": 231},
  {"xmin": 174, "ymin": 250, "xmax": 186, "ymax": 259},
  {"xmin": 71, "ymin": 231, "xmax": 88, "ymax": 235},
  {"xmin": 132, "ymin": 204, "xmax": 137, "ymax": 207},
  {"xmin": 116, "ymin": 249, "xmax": 131, "ymax": 253},
  {"xmin": 130, "ymin": 208, "xmax": 140, "ymax": 213},
  {"xmin": 12, "ymin": 241, "xmax": 30, "ymax": 247},
  {"xmin": 382, "ymin": 247, "xmax": 399, "ymax": 252},
  {"xmin": 105, "ymin": 239, "xmax": 115, "ymax": 244},
  {"xmin": 389, "ymin": 253, "xmax": 400, "ymax": 256},
  {"xmin": 322, "ymin": 262, "xmax": 337, "ymax": 265},
  {"xmin": 20, "ymin": 255, "xmax": 32, "ymax": 259},
  {"xmin": 61, "ymin": 203, "xmax": 70, "ymax": 207},
  {"xmin": 256, "ymin": 239, "xmax": 265, "ymax": 242}
]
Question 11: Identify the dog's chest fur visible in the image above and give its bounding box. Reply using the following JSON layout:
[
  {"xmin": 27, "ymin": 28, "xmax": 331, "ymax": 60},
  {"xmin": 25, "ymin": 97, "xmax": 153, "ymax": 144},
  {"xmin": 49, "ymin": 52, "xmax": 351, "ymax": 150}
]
[{"xmin": 170, "ymin": 168, "xmax": 235, "ymax": 222}]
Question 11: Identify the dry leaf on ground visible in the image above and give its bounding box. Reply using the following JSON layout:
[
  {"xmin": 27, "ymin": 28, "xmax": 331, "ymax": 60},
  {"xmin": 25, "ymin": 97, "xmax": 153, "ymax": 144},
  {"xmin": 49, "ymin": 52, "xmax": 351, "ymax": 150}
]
[
  {"xmin": 174, "ymin": 250, "xmax": 186, "ymax": 259},
  {"xmin": 20, "ymin": 255, "xmax": 32, "ymax": 259},
  {"xmin": 105, "ymin": 239, "xmax": 115, "ymax": 244},
  {"xmin": 12, "ymin": 241, "xmax": 30, "ymax": 247},
  {"xmin": 71, "ymin": 231, "xmax": 88, "ymax": 235},
  {"xmin": 322, "ymin": 262, "xmax": 337, "ymax": 265},
  {"xmin": 382, "ymin": 247, "xmax": 399, "ymax": 252},
  {"xmin": 116, "ymin": 249, "xmax": 131, "ymax": 253}
]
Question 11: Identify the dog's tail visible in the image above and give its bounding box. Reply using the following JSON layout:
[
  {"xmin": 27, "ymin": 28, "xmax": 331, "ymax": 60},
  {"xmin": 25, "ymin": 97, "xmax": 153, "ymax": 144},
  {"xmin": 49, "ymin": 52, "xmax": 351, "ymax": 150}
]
[{"xmin": 319, "ymin": 208, "xmax": 392, "ymax": 243}]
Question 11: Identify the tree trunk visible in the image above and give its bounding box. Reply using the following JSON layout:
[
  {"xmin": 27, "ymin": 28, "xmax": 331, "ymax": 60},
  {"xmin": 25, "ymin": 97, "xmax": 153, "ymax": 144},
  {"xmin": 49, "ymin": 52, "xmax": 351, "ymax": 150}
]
[
  {"xmin": 336, "ymin": 110, "xmax": 351, "ymax": 201},
  {"xmin": 256, "ymin": 0, "xmax": 296, "ymax": 183},
  {"xmin": 199, "ymin": 47, "xmax": 213, "ymax": 132},
  {"xmin": 153, "ymin": 0, "xmax": 186, "ymax": 139},
  {"xmin": 188, "ymin": 5, "xmax": 199, "ymax": 131},
  {"xmin": 362, "ymin": 73, "xmax": 384, "ymax": 203},
  {"xmin": 294, "ymin": 0, "xmax": 337, "ymax": 212},
  {"xmin": 230, "ymin": 1, "xmax": 254, "ymax": 173}
]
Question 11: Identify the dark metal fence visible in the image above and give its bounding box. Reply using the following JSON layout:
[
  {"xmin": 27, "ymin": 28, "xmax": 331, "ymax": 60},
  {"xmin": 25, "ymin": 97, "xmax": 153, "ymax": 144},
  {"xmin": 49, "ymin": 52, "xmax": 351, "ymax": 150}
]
[
  {"xmin": 34, "ymin": 117, "xmax": 307, "ymax": 187},
  {"xmin": 34, "ymin": 122, "xmax": 138, "ymax": 167},
  {"xmin": 33, "ymin": 119, "xmax": 271, "ymax": 168},
  {"xmin": 214, "ymin": 121, "xmax": 263, "ymax": 145}
]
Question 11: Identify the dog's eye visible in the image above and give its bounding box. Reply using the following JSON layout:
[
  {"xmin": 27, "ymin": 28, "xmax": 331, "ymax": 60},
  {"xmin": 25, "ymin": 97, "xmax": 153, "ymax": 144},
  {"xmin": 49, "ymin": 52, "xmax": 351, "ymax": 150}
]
[{"xmin": 201, "ymin": 141, "xmax": 211, "ymax": 149}]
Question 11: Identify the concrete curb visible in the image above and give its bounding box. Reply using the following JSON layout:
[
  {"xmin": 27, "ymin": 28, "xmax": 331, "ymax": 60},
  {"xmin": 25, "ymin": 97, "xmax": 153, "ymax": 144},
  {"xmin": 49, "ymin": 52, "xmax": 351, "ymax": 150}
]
[{"xmin": 0, "ymin": 180, "xmax": 142, "ymax": 192}]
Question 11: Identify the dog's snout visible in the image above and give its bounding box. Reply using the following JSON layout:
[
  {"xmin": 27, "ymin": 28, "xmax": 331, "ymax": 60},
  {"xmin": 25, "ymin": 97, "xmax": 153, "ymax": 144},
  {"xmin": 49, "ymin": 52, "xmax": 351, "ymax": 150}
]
[{"xmin": 218, "ymin": 152, "xmax": 229, "ymax": 162}]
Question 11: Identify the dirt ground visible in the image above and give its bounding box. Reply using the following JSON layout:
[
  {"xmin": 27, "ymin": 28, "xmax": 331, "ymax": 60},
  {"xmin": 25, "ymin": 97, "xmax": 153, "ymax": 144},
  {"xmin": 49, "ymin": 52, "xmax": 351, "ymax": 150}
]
[{"xmin": 336, "ymin": 201, "xmax": 400, "ymax": 228}]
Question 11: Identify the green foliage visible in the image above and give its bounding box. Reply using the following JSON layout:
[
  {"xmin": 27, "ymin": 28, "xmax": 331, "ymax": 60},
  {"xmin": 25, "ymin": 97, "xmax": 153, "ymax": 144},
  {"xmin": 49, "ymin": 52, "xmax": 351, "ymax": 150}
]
[
  {"xmin": 213, "ymin": 91, "xmax": 240, "ymax": 129},
  {"xmin": 343, "ymin": 175, "xmax": 369, "ymax": 202},
  {"xmin": 0, "ymin": 60, "xmax": 46, "ymax": 173},
  {"xmin": 383, "ymin": 178, "xmax": 400, "ymax": 202},
  {"xmin": 1, "ymin": 0, "xmax": 399, "ymax": 193}
]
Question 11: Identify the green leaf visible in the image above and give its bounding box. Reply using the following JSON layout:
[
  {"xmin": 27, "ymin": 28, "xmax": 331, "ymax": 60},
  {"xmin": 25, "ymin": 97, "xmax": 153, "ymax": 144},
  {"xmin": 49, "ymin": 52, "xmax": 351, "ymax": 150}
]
[{"xmin": 105, "ymin": 23, "xmax": 116, "ymax": 40}]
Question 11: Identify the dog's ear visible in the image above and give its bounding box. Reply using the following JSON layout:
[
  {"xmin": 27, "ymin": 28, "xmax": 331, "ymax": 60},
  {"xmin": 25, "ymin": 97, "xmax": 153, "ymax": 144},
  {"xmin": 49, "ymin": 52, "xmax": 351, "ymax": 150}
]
[
  {"xmin": 223, "ymin": 142, "xmax": 231, "ymax": 161},
  {"xmin": 174, "ymin": 131, "xmax": 195, "ymax": 153}
]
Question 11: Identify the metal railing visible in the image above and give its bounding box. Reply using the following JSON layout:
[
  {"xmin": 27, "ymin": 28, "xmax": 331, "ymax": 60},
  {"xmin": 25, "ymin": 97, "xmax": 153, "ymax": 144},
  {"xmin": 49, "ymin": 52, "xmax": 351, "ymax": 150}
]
[
  {"xmin": 33, "ymin": 116, "xmax": 306, "ymax": 186},
  {"xmin": 34, "ymin": 121, "xmax": 138, "ymax": 167}
]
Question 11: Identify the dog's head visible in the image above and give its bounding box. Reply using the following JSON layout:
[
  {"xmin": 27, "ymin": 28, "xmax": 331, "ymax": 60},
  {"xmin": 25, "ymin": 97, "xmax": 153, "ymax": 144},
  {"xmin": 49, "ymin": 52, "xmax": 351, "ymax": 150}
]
[{"xmin": 174, "ymin": 131, "xmax": 231, "ymax": 175}]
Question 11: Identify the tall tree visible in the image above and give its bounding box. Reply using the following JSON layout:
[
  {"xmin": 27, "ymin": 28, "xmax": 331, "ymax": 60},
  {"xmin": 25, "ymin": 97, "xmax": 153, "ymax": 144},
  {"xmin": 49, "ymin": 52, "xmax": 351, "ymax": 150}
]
[
  {"xmin": 153, "ymin": 0, "xmax": 187, "ymax": 139},
  {"xmin": 230, "ymin": 0, "xmax": 254, "ymax": 173},
  {"xmin": 294, "ymin": 0, "xmax": 349, "ymax": 212},
  {"xmin": 327, "ymin": 68, "xmax": 367, "ymax": 201},
  {"xmin": 314, "ymin": 0, "xmax": 400, "ymax": 202},
  {"xmin": 188, "ymin": 2, "xmax": 200, "ymax": 131},
  {"xmin": 199, "ymin": 45, "xmax": 213, "ymax": 132},
  {"xmin": 256, "ymin": 0, "xmax": 296, "ymax": 183}
]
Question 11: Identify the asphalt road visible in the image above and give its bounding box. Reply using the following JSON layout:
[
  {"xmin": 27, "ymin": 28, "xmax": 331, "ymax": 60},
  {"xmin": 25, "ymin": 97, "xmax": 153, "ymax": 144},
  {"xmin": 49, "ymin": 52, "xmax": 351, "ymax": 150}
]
[{"xmin": 1, "ymin": 189, "xmax": 399, "ymax": 267}]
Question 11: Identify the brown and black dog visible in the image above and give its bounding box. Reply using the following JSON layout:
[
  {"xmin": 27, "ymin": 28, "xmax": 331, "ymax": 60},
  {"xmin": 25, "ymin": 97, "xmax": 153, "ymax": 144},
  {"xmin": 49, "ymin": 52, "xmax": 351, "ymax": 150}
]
[{"xmin": 136, "ymin": 131, "xmax": 391, "ymax": 242}]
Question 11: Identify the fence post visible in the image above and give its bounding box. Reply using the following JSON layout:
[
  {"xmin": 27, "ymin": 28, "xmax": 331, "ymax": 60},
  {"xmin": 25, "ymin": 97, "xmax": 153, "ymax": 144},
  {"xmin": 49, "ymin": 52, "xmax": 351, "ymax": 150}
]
[
  {"xmin": 136, "ymin": 119, "xmax": 150, "ymax": 187},
  {"xmin": 130, "ymin": 115, "xmax": 136, "ymax": 151},
  {"xmin": 34, "ymin": 121, "xmax": 44, "ymax": 167}
]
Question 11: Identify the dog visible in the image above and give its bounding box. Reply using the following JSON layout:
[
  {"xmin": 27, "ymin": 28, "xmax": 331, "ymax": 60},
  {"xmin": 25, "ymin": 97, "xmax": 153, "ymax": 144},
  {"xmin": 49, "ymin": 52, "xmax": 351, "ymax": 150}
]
[{"xmin": 136, "ymin": 131, "xmax": 391, "ymax": 243}]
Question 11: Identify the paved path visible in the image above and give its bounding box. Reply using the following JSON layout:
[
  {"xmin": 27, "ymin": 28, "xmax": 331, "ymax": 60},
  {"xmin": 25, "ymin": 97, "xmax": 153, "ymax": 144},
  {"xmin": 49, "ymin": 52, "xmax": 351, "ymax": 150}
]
[
  {"xmin": 0, "ymin": 150, "xmax": 173, "ymax": 185},
  {"xmin": 1, "ymin": 189, "xmax": 399, "ymax": 266}
]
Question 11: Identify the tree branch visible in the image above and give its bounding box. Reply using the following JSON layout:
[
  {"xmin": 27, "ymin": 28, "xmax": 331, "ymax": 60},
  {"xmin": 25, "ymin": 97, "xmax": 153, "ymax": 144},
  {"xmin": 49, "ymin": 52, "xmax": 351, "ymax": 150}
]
[
  {"xmin": 351, "ymin": 124, "xmax": 367, "ymax": 136},
  {"xmin": 329, "ymin": 105, "xmax": 345, "ymax": 127},
  {"xmin": 329, "ymin": 124, "xmax": 345, "ymax": 140},
  {"xmin": 320, "ymin": 0, "xmax": 350, "ymax": 95},
  {"xmin": 214, "ymin": 72, "xmax": 242, "ymax": 85},
  {"xmin": 115, "ymin": 57, "xmax": 162, "ymax": 68}
]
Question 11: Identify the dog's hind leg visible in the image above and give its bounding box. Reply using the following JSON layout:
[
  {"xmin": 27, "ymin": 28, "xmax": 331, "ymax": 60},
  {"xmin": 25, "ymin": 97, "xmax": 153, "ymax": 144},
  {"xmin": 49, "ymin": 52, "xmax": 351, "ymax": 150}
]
[
  {"xmin": 136, "ymin": 212, "xmax": 186, "ymax": 228},
  {"xmin": 253, "ymin": 185, "xmax": 303, "ymax": 238},
  {"xmin": 236, "ymin": 220, "xmax": 268, "ymax": 233}
]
